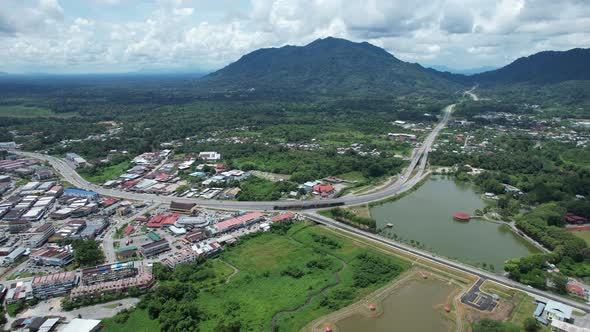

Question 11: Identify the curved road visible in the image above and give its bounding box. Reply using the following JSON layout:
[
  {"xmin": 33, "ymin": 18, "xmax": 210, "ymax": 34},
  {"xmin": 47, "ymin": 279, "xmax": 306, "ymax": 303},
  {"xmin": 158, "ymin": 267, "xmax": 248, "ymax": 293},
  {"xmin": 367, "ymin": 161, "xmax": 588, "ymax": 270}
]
[{"xmin": 14, "ymin": 104, "xmax": 454, "ymax": 211}]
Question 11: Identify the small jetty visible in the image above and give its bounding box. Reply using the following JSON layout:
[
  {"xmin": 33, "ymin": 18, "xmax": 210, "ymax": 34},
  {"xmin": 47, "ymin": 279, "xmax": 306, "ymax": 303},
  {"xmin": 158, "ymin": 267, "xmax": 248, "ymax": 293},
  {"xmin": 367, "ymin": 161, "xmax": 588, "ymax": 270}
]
[
  {"xmin": 368, "ymin": 303, "xmax": 377, "ymax": 311},
  {"xmin": 420, "ymin": 272, "xmax": 428, "ymax": 279},
  {"xmin": 385, "ymin": 223, "xmax": 394, "ymax": 228},
  {"xmin": 444, "ymin": 305, "xmax": 451, "ymax": 312},
  {"xmin": 453, "ymin": 212, "xmax": 471, "ymax": 221},
  {"xmin": 324, "ymin": 326, "xmax": 333, "ymax": 332}
]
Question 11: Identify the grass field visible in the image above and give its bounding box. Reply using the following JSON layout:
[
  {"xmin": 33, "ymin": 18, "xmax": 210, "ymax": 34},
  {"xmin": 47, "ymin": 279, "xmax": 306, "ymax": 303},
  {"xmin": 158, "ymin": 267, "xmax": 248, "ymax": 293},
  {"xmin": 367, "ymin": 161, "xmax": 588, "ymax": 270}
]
[
  {"xmin": 79, "ymin": 161, "xmax": 131, "ymax": 184},
  {"xmin": 103, "ymin": 222, "xmax": 410, "ymax": 331},
  {"xmin": 0, "ymin": 105, "xmax": 77, "ymax": 118},
  {"xmin": 102, "ymin": 309, "xmax": 160, "ymax": 332},
  {"xmin": 572, "ymin": 230, "xmax": 590, "ymax": 246},
  {"xmin": 337, "ymin": 171, "xmax": 367, "ymax": 182}
]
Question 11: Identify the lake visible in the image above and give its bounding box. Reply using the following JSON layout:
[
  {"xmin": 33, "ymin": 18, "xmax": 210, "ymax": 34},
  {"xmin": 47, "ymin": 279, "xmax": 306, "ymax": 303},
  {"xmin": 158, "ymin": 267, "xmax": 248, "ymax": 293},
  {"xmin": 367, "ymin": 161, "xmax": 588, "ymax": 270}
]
[{"xmin": 370, "ymin": 176, "xmax": 538, "ymax": 271}]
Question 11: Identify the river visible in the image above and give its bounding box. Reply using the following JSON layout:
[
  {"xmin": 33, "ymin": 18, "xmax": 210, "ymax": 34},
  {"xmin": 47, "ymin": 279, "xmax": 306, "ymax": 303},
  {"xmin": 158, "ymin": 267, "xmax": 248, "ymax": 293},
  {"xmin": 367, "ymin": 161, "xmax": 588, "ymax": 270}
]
[{"xmin": 370, "ymin": 176, "xmax": 539, "ymax": 271}]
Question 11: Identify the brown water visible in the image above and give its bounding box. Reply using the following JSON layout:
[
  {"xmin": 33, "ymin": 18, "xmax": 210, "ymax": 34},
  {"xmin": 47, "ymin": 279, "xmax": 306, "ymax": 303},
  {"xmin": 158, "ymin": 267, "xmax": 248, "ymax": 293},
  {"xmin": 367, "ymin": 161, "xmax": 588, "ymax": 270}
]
[{"xmin": 335, "ymin": 278, "xmax": 456, "ymax": 332}]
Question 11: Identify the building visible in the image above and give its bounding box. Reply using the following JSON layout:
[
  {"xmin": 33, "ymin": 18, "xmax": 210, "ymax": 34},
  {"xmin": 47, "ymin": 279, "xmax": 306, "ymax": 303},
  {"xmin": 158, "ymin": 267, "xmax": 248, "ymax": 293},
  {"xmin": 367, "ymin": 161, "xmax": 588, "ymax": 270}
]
[
  {"xmin": 162, "ymin": 249, "xmax": 198, "ymax": 268},
  {"xmin": 211, "ymin": 212, "xmax": 265, "ymax": 234},
  {"xmin": 66, "ymin": 153, "xmax": 89, "ymax": 168},
  {"xmin": 192, "ymin": 241, "xmax": 222, "ymax": 257},
  {"xmin": 566, "ymin": 283, "xmax": 587, "ymax": 298},
  {"xmin": 33, "ymin": 168, "xmax": 54, "ymax": 181},
  {"xmin": 139, "ymin": 240, "xmax": 170, "ymax": 257},
  {"xmin": 116, "ymin": 246, "xmax": 137, "ymax": 260},
  {"xmin": 147, "ymin": 214, "xmax": 179, "ymax": 228},
  {"xmin": 8, "ymin": 220, "xmax": 30, "ymax": 233},
  {"xmin": 70, "ymin": 267, "xmax": 154, "ymax": 300},
  {"xmin": 271, "ymin": 212, "xmax": 296, "ymax": 223},
  {"xmin": 26, "ymin": 223, "xmax": 55, "ymax": 248},
  {"xmin": 170, "ymin": 201, "xmax": 197, "ymax": 214},
  {"xmin": 0, "ymin": 142, "xmax": 17, "ymax": 150},
  {"xmin": 198, "ymin": 151, "xmax": 221, "ymax": 161},
  {"xmin": 5, "ymin": 281, "xmax": 33, "ymax": 304},
  {"xmin": 63, "ymin": 188, "xmax": 99, "ymax": 201},
  {"xmin": 184, "ymin": 230, "xmax": 207, "ymax": 243},
  {"xmin": 313, "ymin": 183, "xmax": 335, "ymax": 197},
  {"xmin": 535, "ymin": 300, "xmax": 573, "ymax": 325},
  {"xmin": 176, "ymin": 215, "xmax": 209, "ymax": 228},
  {"xmin": 30, "ymin": 245, "xmax": 74, "ymax": 266},
  {"xmin": 32, "ymin": 271, "xmax": 79, "ymax": 299},
  {"xmin": 551, "ymin": 319, "xmax": 590, "ymax": 332},
  {"xmin": 2, "ymin": 247, "xmax": 26, "ymax": 265},
  {"xmin": 81, "ymin": 262, "xmax": 138, "ymax": 285},
  {"xmin": 61, "ymin": 319, "xmax": 102, "ymax": 332}
]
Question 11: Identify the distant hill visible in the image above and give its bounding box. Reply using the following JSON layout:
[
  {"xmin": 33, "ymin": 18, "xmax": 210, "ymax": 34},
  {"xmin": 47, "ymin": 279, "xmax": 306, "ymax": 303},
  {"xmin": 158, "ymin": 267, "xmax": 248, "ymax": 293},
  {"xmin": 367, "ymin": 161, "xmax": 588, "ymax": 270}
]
[
  {"xmin": 428, "ymin": 65, "xmax": 497, "ymax": 75},
  {"xmin": 196, "ymin": 37, "xmax": 460, "ymax": 97},
  {"xmin": 472, "ymin": 48, "xmax": 590, "ymax": 85}
]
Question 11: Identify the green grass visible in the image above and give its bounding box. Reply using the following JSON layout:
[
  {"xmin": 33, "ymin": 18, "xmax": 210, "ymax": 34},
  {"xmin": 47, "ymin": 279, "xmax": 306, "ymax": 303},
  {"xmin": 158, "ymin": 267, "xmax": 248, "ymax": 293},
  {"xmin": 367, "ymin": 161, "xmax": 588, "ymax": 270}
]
[
  {"xmin": 102, "ymin": 309, "xmax": 160, "ymax": 332},
  {"xmin": 572, "ymin": 230, "xmax": 590, "ymax": 246},
  {"xmin": 7, "ymin": 271, "xmax": 43, "ymax": 280},
  {"xmin": 103, "ymin": 303, "xmax": 120, "ymax": 309},
  {"xmin": 79, "ymin": 161, "xmax": 131, "ymax": 184},
  {"xmin": 337, "ymin": 171, "xmax": 366, "ymax": 182},
  {"xmin": 103, "ymin": 222, "xmax": 409, "ymax": 331}
]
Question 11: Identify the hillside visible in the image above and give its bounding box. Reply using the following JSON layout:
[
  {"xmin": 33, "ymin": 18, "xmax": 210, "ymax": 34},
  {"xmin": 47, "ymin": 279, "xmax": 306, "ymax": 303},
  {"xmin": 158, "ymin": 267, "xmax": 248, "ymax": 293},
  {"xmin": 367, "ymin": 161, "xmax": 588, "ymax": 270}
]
[
  {"xmin": 472, "ymin": 48, "xmax": 590, "ymax": 85},
  {"xmin": 196, "ymin": 37, "xmax": 461, "ymax": 97}
]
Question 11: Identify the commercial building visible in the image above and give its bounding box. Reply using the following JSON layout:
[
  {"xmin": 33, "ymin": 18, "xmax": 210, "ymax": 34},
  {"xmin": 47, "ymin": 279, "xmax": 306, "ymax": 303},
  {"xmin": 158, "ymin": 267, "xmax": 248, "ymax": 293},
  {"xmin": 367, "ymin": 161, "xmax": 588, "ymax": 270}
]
[
  {"xmin": 176, "ymin": 214, "xmax": 210, "ymax": 228},
  {"xmin": 63, "ymin": 188, "xmax": 99, "ymax": 201},
  {"xmin": 211, "ymin": 212, "xmax": 265, "ymax": 234},
  {"xmin": 66, "ymin": 153, "xmax": 89, "ymax": 168},
  {"xmin": 30, "ymin": 245, "xmax": 74, "ymax": 266},
  {"xmin": 271, "ymin": 212, "xmax": 296, "ymax": 223},
  {"xmin": 81, "ymin": 262, "xmax": 138, "ymax": 285},
  {"xmin": 162, "ymin": 249, "xmax": 198, "ymax": 268},
  {"xmin": 170, "ymin": 201, "xmax": 197, "ymax": 214},
  {"xmin": 26, "ymin": 223, "xmax": 55, "ymax": 248},
  {"xmin": 5, "ymin": 281, "xmax": 33, "ymax": 304},
  {"xmin": 61, "ymin": 318, "xmax": 102, "ymax": 332},
  {"xmin": 69, "ymin": 267, "xmax": 154, "ymax": 300},
  {"xmin": 116, "ymin": 246, "xmax": 138, "ymax": 260},
  {"xmin": 2, "ymin": 247, "xmax": 26, "ymax": 265},
  {"xmin": 32, "ymin": 271, "xmax": 79, "ymax": 299},
  {"xmin": 139, "ymin": 239, "xmax": 170, "ymax": 257},
  {"xmin": 8, "ymin": 219, "xmax": 30, "ymax": 233}
]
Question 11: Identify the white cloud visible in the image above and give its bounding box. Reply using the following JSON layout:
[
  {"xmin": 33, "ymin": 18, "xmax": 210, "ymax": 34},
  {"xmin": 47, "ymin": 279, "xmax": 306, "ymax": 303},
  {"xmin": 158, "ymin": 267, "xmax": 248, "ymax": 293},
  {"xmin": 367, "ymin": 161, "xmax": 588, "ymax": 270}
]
[{"xmin": 0, "ymin": 0, "xmax": 588, "ymax": 73}]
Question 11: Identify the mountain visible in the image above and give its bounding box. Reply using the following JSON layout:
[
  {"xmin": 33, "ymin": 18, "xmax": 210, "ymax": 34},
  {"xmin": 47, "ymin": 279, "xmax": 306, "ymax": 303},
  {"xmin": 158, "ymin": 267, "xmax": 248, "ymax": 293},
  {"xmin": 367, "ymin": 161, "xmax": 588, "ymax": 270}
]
[
  {"xmin": 196, "ymin": 37, "xmax": 460, "ymax": 96},
  {"xmin": 472, "ymin": 48, "xmax": 590, "ymax": 85}
]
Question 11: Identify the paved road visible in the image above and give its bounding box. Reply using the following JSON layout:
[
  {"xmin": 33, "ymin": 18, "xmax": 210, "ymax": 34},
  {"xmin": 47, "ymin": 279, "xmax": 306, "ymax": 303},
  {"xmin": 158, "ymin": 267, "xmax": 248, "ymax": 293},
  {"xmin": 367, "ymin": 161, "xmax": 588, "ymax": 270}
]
[
  {"xmin": 304, "ymin": 212, "xmax": 590, "ymax": 313},
  {"xmin": 14, "ymin": 104, "xmax": 454, "ymax": 211}
]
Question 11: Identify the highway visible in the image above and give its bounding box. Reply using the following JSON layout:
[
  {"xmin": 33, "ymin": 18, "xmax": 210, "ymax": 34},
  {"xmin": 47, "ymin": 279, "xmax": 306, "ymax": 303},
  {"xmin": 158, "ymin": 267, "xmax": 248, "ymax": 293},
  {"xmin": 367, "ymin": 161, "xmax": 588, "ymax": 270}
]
[
  {"xmin": 12, "ymin": 100, "xmax": 590, "ymax": 313},
  {"xmin": 304, "ymin": 212, "xmax": 590, "ymax": 313},
  {"xmin": 14, "ymin": 104, "xmax": 454, "ymax": 211}
]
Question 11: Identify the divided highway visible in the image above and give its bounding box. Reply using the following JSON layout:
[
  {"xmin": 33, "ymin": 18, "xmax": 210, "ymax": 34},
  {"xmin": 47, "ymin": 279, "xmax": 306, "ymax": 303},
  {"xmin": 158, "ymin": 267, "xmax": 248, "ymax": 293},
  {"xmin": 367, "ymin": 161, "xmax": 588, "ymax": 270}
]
[
  {"xmin": 16, "ymin": 102, "xmax": 590, "ymax": 313},
  {"xmin": 14, "ymin": 104, "xmax": 455, "ymax": 211}
]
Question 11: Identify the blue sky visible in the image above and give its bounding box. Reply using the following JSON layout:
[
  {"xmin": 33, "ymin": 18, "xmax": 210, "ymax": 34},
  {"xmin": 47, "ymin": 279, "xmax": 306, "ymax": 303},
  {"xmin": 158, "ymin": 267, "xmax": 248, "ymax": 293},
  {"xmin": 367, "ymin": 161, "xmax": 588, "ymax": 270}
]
[{"xmin": 1, "ymin": 0, "xmax": 589, "ymax": 74}]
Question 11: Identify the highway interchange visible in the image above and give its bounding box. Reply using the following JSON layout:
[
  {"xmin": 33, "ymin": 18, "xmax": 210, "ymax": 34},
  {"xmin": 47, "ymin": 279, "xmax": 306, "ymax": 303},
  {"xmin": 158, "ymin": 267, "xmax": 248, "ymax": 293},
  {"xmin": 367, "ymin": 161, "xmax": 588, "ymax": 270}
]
[{"xmin": 14, "ymin": 101, "xmax": 590, "ymax": 313}]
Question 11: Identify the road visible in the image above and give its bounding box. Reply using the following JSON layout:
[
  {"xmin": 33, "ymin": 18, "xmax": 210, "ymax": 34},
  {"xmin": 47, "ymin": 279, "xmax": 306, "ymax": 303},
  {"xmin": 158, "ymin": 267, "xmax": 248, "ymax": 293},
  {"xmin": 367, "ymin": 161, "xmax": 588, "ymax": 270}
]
[
  {"xmin": 14, "ymin": 104, "xmax": 454, "ymax": 211},
  {"xmin": 304, "ymin": 212, "xmax": 590, "ymax": 313}
]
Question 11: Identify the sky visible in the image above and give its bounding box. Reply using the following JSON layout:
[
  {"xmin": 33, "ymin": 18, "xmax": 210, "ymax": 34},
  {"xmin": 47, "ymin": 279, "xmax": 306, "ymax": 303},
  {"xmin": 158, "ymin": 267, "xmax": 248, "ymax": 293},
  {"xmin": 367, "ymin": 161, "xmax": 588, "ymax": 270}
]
[{"xmin": 0, "ymin": 0, "xmax": 589, "ymax": 74}]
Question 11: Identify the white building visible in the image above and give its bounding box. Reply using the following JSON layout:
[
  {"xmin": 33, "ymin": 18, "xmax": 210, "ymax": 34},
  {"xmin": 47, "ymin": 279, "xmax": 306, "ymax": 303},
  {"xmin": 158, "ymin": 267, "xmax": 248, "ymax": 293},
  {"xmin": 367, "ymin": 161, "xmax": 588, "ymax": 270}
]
[{"xmin": 199, "ymin": 152, "xmax": 221, "ymax": 161}]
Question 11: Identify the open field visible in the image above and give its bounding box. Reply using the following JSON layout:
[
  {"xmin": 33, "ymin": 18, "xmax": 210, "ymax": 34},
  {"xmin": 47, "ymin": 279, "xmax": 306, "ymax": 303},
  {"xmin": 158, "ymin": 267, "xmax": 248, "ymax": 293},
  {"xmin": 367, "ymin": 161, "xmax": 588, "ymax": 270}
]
[
  {"xmin": 102, "ymin": 308, "xmax": 160, "ymax": 332},
  {"xmin": 78, "ymin": 161, "xmax": 131, "ymax": 184},
  {"xmin": 103, "ymin": 222, "xmax": 411, "ymax": 331}
]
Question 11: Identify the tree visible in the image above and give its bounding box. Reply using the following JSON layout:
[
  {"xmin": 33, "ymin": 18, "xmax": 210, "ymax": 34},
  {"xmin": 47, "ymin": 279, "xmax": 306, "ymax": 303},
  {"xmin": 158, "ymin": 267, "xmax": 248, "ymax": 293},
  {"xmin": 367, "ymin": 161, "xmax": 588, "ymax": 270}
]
[{"xmin": 523, "ymin": 317, "xmax": 539, "ymax": 332}]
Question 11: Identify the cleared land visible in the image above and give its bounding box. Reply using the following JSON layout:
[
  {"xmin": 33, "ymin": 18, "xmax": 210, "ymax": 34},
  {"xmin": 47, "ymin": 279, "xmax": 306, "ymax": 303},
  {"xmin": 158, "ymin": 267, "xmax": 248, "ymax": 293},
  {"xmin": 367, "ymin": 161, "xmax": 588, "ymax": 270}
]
[{"xmin": 103, "ymin": 222, "xmax": 410, "ymax": 331}]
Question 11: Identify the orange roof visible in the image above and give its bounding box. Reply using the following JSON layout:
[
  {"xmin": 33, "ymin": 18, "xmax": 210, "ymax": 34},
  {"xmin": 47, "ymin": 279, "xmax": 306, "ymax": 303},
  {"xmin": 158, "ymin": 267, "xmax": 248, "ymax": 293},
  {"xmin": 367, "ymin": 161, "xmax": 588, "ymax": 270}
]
[{"xmin": 313, "ymin": 184, "xmax": 334, "ymax": 193}]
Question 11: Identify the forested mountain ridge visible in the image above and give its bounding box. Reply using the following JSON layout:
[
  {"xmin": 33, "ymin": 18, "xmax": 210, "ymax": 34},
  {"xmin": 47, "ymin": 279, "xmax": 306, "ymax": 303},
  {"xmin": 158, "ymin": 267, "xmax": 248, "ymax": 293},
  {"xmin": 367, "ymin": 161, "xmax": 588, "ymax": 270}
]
[{"xmin": 195, "ymin": 37, "xmax": 461, "ymax": 97}]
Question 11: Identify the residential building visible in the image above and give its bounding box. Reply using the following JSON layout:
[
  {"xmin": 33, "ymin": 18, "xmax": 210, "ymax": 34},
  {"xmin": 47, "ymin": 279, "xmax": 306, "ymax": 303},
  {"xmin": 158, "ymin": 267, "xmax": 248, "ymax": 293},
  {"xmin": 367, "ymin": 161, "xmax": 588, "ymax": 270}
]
[
  {"xmin": 32, "ymin": 271, "xmax": 79, "ymax": 299},
  {"xmin": 139, "ymin": 240, "xmax": 170, "ymax": 257},
  {"xmin": 81, "ymin": 262, "xmax": 138, "ymax": 285},
  {"xmin": 30, "ymin": 245, "xmax": 74, "ymax": 266},
  {"xmin": 0, "ymin": 142, "xmax": 17, "ymax": 150}
]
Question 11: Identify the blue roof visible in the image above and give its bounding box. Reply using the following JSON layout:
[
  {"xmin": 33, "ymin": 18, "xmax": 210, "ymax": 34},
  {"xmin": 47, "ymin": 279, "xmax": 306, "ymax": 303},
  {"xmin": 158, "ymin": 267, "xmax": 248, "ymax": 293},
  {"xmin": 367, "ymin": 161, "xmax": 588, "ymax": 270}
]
[{"xmin": 64, "ymin": 188, "xmax": 98, "ymax": 195}]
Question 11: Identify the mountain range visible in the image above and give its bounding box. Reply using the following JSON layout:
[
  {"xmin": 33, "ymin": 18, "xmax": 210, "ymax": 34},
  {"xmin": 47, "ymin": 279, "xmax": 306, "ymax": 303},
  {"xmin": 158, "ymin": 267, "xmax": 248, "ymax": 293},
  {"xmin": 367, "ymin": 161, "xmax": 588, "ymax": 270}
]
[{"xmin": 196, "ymin": 37, "xmax": 590, "ymax": 97}]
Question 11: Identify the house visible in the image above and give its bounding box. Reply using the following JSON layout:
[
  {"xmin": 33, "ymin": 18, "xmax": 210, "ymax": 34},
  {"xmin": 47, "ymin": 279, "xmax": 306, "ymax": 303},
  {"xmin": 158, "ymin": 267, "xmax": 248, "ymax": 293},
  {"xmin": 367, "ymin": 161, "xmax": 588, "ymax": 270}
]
[
  {"xmin": 313, "ymin": 183, "xmax": 335, "ymax": 197},
  {"xmin": 535, "ymin": 300, "xmax": 573, "ymax": 325},
  {"xmin": 565, "ymin": 213, "xmax": 588, "ymax": 224},
  {"xmin": 566, "ymin": 283, "xmax": 587, "ymax": 298}
]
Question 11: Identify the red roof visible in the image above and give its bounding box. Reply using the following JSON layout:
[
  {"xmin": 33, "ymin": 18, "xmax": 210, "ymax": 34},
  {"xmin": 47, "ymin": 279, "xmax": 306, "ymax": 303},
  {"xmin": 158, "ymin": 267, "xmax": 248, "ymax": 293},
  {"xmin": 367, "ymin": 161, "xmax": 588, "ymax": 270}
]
[
  {"xmin": 271, "ymin": 212, "xmax": 295, "ymax": 223},
  {"xmin": 135, "ymin": 216, "xmax": 148, "ymax": 223},
  {"xmin": 567, "ymin": 284, "xmax": 586, "ymax": 296},
  {"xmin": 102, "ymin": 198, "xmax": 118, "ymax": 207},
  {"xmin": 123, "ymin": 225, "xmax": 134, "ymax": 236},
  {"xmin": 122, "ymin": 180, "xmax": 140, "ymax": 188},
  {"xmin": 565, "ymin": 213, "xmax": 588, "ymax": 223},
  {"xmin": 147, "ymin": 214, "xmax": 180, "ymax": 228},
  {"xmin": 313, "ymin": 184, "xmax": 335, "ymax": 194},
  {"xmin": 214, "ymin": 212, "xmax": 264, "ymax": 232}
]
